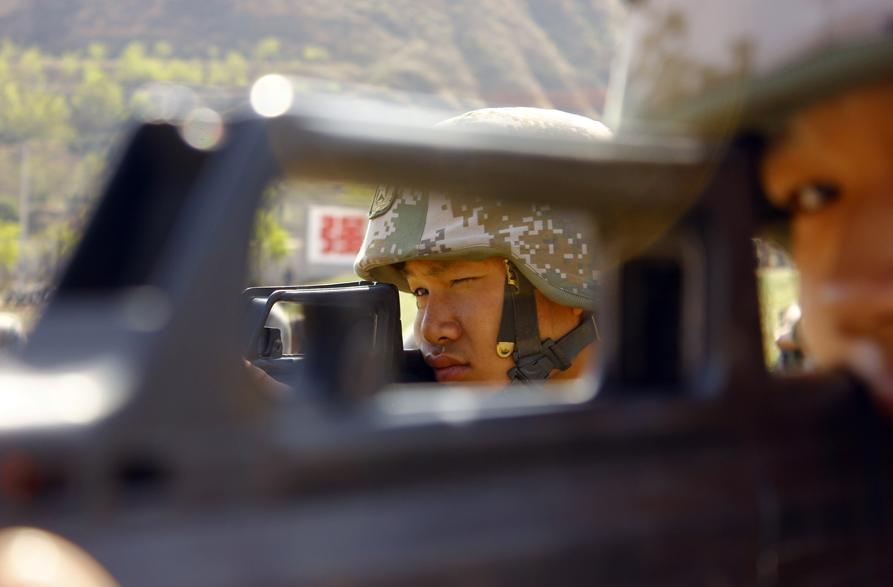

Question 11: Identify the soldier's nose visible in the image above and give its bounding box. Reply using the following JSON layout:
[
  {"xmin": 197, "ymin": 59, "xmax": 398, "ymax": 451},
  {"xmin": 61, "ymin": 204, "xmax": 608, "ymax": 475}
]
[{"xmin": 417, "ymin": 303, "xmax": 462, "ymax": 347}]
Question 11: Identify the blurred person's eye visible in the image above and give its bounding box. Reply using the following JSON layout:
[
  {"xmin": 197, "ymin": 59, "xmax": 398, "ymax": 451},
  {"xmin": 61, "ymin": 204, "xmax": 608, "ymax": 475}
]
[{"xmin": 786, "ymin": 181, "xmax": 840, "ymax": 214}]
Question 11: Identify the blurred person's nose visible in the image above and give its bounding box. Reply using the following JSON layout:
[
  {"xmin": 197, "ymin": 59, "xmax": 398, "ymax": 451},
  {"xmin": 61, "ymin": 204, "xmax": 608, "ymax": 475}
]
[
  {"xmin": 821, "ymin": 181, "xmax": 893, "ymax": 329},
  {"xmin": 831, "ymin": 182, "xmax": 893, "ymax": 284}
]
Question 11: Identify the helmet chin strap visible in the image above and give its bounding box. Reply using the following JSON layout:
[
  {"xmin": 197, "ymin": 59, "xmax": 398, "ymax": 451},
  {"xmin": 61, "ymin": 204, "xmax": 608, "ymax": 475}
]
[{"xmin": 496, "ymin": 260, "xmax": 598, "ymax": 382}]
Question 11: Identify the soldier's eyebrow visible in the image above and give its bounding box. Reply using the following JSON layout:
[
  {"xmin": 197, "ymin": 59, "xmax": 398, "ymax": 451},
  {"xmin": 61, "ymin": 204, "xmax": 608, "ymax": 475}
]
[
  {"xmin": 423, "ymin": 263, "xmax": 452, "ymax": 277},
  {"xmin": 403, "ymin": 262, "xmax": 453, "ymax": 279}
]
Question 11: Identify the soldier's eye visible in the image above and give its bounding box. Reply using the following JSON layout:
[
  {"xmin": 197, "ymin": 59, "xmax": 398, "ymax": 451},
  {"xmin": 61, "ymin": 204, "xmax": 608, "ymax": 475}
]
[
  {"xmin": 787, "ymin": 181, "xmax": 840, "ymax": 214},
  {"xmin": 450, "ymin": 277, "xmax": 477, "ymax": 287}
]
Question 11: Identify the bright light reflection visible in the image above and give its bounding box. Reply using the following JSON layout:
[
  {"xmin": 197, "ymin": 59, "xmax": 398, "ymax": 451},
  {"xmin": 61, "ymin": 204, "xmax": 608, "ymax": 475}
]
[
  {"xmin": 0, "ymin": 527, "xmax": 120, "ymax": 587},
  {"xmin": 181, "ymin": 107, "xmax": 225, "ymax": 151},
  {"xmin": 250, "ymin": 74, "xmax": 295, "ymax": 117},
  {"xmin": 8, "ymin": 529, "xmax": 60, "ymax": 584},
  {"xmin": 0, "ymin": 365, "xmax": 127, "ymax": 431},
  {"xmin": 435, "ymin": 391, "xmax": 479, "ymax": 425}
]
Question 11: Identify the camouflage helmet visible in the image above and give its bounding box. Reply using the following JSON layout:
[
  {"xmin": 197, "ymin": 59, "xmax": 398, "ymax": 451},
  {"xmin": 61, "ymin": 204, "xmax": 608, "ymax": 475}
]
[
  {"xmin": 604, "ymin": 0, "xmax": 893, "ymax": 138},
  {"xmin": 354, "ymin": 107, "xmax": 611, "ymax": 310}
]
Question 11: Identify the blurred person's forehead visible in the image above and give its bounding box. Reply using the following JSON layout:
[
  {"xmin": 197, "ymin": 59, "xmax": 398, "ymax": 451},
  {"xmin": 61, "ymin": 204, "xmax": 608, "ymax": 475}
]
[
  {"xmin": 762, "ymin": 82, "xmax": 893, "ymax": 204},
  {"xmin": 767, "ymin": 82, "xmax": 893, "ymax": 164}
]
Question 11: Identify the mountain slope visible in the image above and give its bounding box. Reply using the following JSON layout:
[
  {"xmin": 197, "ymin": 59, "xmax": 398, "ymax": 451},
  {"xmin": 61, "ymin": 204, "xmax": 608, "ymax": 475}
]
[{"xmin": 0, "ymin": 0, "xmax": 623, "ymax": 113}]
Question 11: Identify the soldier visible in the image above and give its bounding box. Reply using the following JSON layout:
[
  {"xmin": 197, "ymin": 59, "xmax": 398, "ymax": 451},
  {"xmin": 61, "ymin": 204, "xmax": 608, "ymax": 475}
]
[
  {"xmin": 355, "ymin": 107, "xmax": 611, "ymax": 385},
  {"xmin": 605, "ymin": 0, "xmax": 893, "ymax": 406}
]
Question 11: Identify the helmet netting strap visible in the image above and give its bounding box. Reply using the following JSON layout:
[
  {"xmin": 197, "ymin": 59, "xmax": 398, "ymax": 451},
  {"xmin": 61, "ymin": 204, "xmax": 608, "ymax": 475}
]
[
  {"xmin": 496, "ymin": 261, "xmax": 597, "ymax": 382},
  {"xmin": 496, "ymin": 260, "xmax": 520, "ymax": 360}
]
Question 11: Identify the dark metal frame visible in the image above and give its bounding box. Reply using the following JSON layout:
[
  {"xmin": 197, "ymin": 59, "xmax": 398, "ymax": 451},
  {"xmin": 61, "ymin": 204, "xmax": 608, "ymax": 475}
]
[{"xmin": 1, "ymin": 100, "xmax": 891, "ymax": 585}]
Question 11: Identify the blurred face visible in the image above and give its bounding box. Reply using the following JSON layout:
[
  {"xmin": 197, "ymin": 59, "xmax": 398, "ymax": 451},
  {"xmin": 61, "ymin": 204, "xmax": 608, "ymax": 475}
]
[
  {"xmin": 762, "ymin": 82, "xmax": 893, "ymax": 397},
  {"xmin": 404, "ymin": 257, "xmax": 586, "ymax": 384}
]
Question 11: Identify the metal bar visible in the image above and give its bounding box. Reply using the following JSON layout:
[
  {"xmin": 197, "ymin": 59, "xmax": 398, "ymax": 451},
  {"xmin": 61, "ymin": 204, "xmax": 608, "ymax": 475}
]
[{"xmin": 264, "ymin": 101, "xmax": 713, "ymax": 218}]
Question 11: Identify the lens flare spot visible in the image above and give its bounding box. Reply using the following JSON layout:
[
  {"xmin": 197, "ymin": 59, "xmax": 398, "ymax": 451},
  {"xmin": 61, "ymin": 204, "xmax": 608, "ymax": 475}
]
[
  {"xmin": 0, "ymin": 527, "xmax": 120, "ymax": 587},
  {"xmin": 180, "ymin": 107, "xmax": 225, "ymax": 151},
  {"xmin": 250, "ymin": 74, "xmax": 295, "ymax": 118}
]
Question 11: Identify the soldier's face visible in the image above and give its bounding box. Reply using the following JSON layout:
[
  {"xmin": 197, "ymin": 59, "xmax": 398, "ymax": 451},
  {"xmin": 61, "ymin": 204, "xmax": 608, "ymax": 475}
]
[
  {"xmin": 404, "ymin": 257, "xmax": 584, "ymax": 384},
  {"xmin": 762, "ymin": 81, "xmax": 893, "ymax": 399}
]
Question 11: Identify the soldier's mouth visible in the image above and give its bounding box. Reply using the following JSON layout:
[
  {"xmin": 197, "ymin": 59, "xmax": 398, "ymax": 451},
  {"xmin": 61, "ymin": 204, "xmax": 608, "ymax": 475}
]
[
  {"xmin": 425, "ymin": 355, "xmax": 471, "ymax": 382},
  {"xmin": 432, "ymin": 365, "xmax": 471, "ymax": 382}
]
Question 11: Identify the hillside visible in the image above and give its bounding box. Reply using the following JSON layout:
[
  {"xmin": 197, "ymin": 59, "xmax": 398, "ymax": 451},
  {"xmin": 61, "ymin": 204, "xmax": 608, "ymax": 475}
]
[
  {"xmin": 0, "ymin": 0, "xmax": 624, "ymax": 295},
  {"xmin": 0, "ymin": 0, "xmax": 622, "ymax": 113}
]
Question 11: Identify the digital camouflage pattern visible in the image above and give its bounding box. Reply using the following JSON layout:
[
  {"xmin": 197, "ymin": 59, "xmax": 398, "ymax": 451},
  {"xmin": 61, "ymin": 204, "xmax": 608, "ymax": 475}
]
[
  {"xmin": 356, "ymin": 189, "xmax": 598, "ymax": 308},
  {"xmin": 605, "ymin": 0, "xmax": 893, "ymax": 137},
  {"xmin": 354, "ymin": 108, "xmax": 611, "ymax": 310}
]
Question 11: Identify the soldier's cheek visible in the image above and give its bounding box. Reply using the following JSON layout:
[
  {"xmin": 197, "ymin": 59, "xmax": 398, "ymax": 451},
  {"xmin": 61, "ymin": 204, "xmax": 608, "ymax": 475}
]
[
  {"xmin": 455, "ymin": 294, "xmax": 495, "ymax": 338},
  {"xmin": 454, "ymin": 295, "xmax": 489, "ymax": 328}
]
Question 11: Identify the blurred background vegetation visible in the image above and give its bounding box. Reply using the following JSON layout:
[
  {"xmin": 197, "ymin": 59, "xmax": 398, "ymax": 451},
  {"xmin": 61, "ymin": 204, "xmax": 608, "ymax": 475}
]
[
  {"xmin": 0, "ymin": 0, "xmax": 622, "ymax": 311},
  {"xmin": 0, "ymin": 0, "xmax": 798, "ymax": 364}
]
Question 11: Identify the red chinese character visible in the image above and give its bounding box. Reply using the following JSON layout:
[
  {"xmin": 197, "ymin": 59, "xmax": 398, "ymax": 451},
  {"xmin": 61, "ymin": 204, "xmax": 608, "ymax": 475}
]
[
  {"xmin": 342, "ymin": 217, "xmax": 365, "ymax": 254},
  {"xmin": 318, "ymin": 213, "xmax": 367, "ymax": 257},
  {"xmin": 320, "ymin": 214, "xmax": 336, "ymax": 253}
]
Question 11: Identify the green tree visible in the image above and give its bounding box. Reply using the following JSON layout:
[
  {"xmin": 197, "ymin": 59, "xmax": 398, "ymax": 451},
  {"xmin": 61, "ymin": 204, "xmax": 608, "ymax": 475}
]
[
  {"xmin": 0, "ymin": 82, "xmax": 71, "ymax": 143},
  {"xmin": 153, "ymin": 41, "xmax": 174, "ymax": 58},
  {"xmin": 253, "ymin": 37, "xmax": 281, "ymax": 61},
  {"xmin": 0, "ymin": 200, "xmax": 16, "ymax": 223},
  {"xmin": 252, "ymin": 209, "xmax": 289, "ymax": 265},
  {"xmin": 161, "ymin": 59, "xmax": 203, "ymax": 85},
  {"xmin": 223, "ymin": 51, "xmax": 248, "ymax": 86},
  {"xmin": 116, "ymin": 42, "xmax": 163, "ymax": 84},
  {"xmin": 303, "ymin": 45, "xmax": 329, "ymax": 62},
  {"xmin": 87, "ymin": 42, "xmax": 107, "ymax": 60},
  {"xmin": 0, "ymin": 221, "xmax": 19, "ymax": 272},
  {"xmin": 43, "ymin": 221, "xmax": 80, "ymax": 262},
  {"xmin": 0, "ymin": 40, "xmax": 18, "ymax": 61},
  {"xmin": 71, "ymin": 152, "xmax": 106, "ymax": 196},
  {"xmin": 17, "ymin": 48, "xmax": 45, "ymax": 83},
  {"xmin": 0, "ymin": 45, "xmax": 68, "ymax": 140},
  {"xmin": 70, "ymin": 65, "xmax": 125, "ymax": 137},
  {"xmin": 0, "ymin": 49, "xmax": 72, "ymax": 287},
  {"xmin": 59, "ymin": 52, "xmax": 81, "ymax": 78}
]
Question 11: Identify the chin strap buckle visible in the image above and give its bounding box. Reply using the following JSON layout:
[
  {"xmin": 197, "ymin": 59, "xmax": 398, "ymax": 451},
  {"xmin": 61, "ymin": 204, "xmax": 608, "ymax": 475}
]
[
  {"xmin": 507, "ymin": 346, "xmax": 559, "ymax": 381},
  {"xmin": 507, "ymin": 316, "xmax": 597, "ymax": 383},
  {"xmin": 540, "ymin": 338, "xmax": 572, "ymax": 370},
  {"xmin": 497, "ymin": 261, "xmax": 598, "ymax": 383},
  {"xmin": 504, "ymin": 259, "xmax": 520, "ymax": 290}
]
